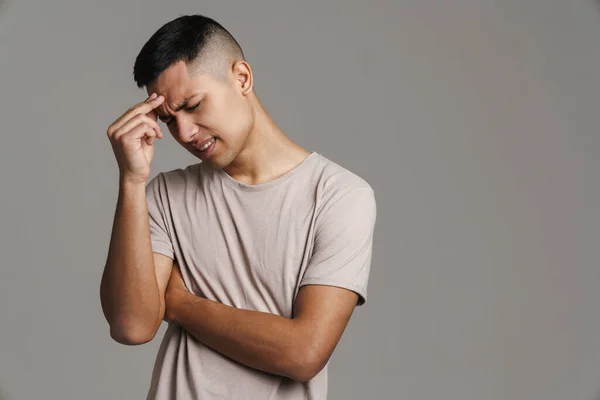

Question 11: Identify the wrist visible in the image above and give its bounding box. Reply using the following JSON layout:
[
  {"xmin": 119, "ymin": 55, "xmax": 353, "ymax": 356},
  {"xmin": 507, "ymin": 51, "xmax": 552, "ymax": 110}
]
[
  {"xmin": 118, "ymin": 177, "xmax": 147, "ymax": 200},
  {"xmin": 166, "ymin": 289, "xmax": 192, "ymax": 324},
  {"xmin": 119, "ymin": 173, "xmax": 148, "ymax": 188}
]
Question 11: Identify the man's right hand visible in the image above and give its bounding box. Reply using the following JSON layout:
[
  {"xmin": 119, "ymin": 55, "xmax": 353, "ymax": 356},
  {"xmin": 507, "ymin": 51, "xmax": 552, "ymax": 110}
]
[{"xmin": 107, "ymin": 93, "xmax": 166, "ymax": 184}]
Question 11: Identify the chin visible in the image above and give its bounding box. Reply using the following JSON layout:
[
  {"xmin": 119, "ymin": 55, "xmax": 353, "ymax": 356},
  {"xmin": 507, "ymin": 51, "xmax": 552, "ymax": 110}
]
[
  {"xmin": 205, "ymin": 158, "xmax": 223, "ymax": 169},
  {"xmin": 205, "ymin": 150, "xmax": 236, "ymax": 169}
]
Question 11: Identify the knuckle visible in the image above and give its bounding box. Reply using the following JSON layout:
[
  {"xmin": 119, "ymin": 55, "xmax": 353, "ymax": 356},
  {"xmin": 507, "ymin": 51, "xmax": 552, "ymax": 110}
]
[{"xmin": 117, "ymin": 130, "xmax": 132, "ymax": 140}]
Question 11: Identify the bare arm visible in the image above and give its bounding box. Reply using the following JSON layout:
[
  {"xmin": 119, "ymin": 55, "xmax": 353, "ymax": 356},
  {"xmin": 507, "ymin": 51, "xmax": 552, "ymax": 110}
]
[
  {"xmin": 165, "ymin": 265, "xmax": 357, "ymax": 382},
  {"xmin": 175, "ymin": 286, "xmax": 356, "ymax": 382},
  {"xmin": 100, "ymin": 93, "xmax": 172, "ymax": 345},
  {"xmin": 163, "ymin": 184, "xmax": 375, "ymax": 380},
  {"xmin": 100, "ymin": 180, "xmax": 173, "ymax": 345}
]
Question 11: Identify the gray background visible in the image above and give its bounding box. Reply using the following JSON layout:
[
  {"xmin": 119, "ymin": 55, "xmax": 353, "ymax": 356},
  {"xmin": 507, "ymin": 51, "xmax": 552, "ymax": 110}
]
[{"xmin": 0, "ymin": 0, "xmax": 599, "ymax": 399}]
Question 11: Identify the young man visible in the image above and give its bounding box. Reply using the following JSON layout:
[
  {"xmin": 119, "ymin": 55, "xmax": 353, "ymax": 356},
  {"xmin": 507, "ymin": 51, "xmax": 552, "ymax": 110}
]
[{"xmin": 100, "ymin": 14, "xmax": 376, "ymax": 400}]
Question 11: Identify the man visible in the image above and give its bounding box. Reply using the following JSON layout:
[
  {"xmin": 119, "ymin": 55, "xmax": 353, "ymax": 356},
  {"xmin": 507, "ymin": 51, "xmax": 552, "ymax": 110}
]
[{"xmin": 100, "ymin": 14, "xmax": 376, "ymax": 400}]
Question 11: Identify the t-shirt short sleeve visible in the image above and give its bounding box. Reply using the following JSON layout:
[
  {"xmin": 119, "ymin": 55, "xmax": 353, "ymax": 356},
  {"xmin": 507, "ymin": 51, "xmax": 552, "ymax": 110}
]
[
  {"xmin": 299, "ymin": 185, "xmax": 377, "ymax": 306},
  {"xmin": 145, "ymin": 172, "xmax": 175, "ymax": 260}
]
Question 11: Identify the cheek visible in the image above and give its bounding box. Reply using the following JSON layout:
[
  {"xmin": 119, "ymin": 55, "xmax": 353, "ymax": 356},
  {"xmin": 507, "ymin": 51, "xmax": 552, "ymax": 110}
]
[{"xmin": 217, "ymin": 101, "xmax": 252, "ymax": 139}]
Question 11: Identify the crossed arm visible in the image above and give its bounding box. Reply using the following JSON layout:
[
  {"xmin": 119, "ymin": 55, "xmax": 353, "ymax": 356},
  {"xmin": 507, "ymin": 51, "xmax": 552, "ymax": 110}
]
[
  {"xmin": 160, "ymin": 258, "xmax": 359, "ymax": 382},
  {"xmin": 143, "ymin": 187, "xmax": 375, "ymax": 382}
]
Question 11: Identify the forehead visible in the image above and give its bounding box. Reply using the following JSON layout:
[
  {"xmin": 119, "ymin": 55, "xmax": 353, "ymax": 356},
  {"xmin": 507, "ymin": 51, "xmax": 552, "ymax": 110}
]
[
  {"xmin": 146, "ymin": 61, "xmax": 194, "ymax": 100},
  {"xmin": 146, "ymin": 61, "xmax": 219, "ymax": 106}
]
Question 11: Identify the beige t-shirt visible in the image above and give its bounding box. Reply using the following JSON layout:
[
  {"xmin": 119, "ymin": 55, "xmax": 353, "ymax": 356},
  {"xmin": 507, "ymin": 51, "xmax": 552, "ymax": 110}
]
[{"xmin": 144, "ymin": 151, "xmax": 376, "ymax": 400}]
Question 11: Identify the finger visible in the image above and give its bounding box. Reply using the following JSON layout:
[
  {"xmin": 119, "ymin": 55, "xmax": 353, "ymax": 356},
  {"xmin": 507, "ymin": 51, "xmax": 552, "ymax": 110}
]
[
  {"xmin": 145, "ymin": 134, "xmax": 155, "ymax": 146},
  {"xmin": 108, "ymin": 95, "xmax": 162, "ymax": 139},
  {"xmin": 116, "ymin": 94, "xmax": 164, "ymax": 130},
  {"xmin": 119, "ymin": 122, "xmax": 157, "ymax": 146},
  {"xmin": 146, "ymin": 109, "xmax": 159, "ymax": 122},
  {"xmin": 113, "ymin": 114, "xmax": 162, "ymax": 141},
  {"xmin": 109, "ymin": 94, "xmax": 156, "ymax": 133},
  {"xmin": 143, "ymin": 129, "xmax": 157, "ymax": 146},
  {"xmin": 113, "ymin": 114, "xmax": 162, "ymax": 142},
  {"xmin": 110, "ymin": 94, "xmax": 165, "ymax": 134}
]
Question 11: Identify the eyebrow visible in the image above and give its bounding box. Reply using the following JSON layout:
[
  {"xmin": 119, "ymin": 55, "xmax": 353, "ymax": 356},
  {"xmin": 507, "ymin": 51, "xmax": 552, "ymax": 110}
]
[{"xmin": 157, "ymin": 95, "xmax": 198, "ymax": 119}]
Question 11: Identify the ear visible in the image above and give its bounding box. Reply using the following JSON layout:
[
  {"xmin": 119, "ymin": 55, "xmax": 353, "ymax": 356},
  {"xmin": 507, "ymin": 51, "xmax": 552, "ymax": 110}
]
[{"xmin": 232, "ymin": 60, "xmax": 253, "ymax": 96}]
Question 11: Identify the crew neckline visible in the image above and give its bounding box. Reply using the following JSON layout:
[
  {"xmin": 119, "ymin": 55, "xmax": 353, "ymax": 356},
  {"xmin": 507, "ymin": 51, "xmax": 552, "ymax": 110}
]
[{"xmin": 215, "ymin": 151, "xmax": 319, "ymax": 192}]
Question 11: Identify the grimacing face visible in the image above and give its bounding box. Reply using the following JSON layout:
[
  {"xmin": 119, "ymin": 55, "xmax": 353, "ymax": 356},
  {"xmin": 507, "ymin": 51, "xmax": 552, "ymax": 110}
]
[{"xmin": 146, "ymin": 60, "xmax": 255, "ymax": 169}]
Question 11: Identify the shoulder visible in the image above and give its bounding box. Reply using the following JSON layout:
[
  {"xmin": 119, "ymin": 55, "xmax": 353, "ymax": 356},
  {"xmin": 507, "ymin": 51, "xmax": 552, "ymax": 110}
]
[
  {"xmin": 304, "ymin": 155, "xmax": 377, "ymax": 226},
  {"xmin": 309, "ymin": 153, "xmax": 376, "ymax": 216},
  {"xmin": 146, "ymin": 162, "xmax": 205, "ymax": 191}
]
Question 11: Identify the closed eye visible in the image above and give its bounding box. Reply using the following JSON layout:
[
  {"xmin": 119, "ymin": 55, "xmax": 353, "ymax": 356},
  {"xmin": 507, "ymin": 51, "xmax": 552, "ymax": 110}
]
[
  {"xmin": 186, "ymin": 102, "xmax": 202, "ymax": 111},
  {"xmin": 158, "ymin": 102, "xmax": 202, "ymax": 124}
]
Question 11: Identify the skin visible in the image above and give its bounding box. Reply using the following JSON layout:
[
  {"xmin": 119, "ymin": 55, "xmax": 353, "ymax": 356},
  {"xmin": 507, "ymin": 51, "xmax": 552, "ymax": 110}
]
[
  {"xmin": 146, "ymin": 59, "xmax": 310, "ymax": 184},
  {"xmin": 101, "ymin": 56, "xmax": 360, "ymax": 382}
]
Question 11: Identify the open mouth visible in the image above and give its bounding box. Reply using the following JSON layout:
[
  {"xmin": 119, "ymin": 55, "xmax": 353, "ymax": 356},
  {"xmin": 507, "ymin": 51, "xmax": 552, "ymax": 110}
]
[
  {"xmin": 194, "ymin": 138, "xmax": 217, "ymax": 159},
  {"xmin": 198, "ymin": 138, "xmax": 216, "ymax": 152}
]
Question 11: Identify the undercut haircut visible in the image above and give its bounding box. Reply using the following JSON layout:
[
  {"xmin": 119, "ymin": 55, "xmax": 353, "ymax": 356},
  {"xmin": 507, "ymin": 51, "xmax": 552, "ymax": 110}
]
[{"xmin": 133, "ymin": 14, "xmax": 245, "ymax": 88}]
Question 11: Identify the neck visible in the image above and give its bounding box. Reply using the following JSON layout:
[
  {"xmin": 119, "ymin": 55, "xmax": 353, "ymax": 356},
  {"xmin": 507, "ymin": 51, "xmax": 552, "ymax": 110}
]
[{"xmin": 223, "ymin": 95, "xmax": 311, "ymax": 185}]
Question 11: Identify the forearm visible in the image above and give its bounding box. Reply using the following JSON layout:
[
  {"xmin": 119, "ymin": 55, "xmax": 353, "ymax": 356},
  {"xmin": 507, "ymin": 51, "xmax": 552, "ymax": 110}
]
[
  {"xmin": 100, "ymin": 178, "xmax": 161, "ymax": 344},
  {"xmin": 170, "ymin": 292, "xmax": 313, "ymax": 381}
]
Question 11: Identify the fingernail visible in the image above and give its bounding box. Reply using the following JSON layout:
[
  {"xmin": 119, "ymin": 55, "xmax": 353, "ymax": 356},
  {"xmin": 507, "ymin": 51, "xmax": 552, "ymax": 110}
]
[
  {"xmin": 155, "ymin": 95, "xmax": 164, "ymax": 101},
  {"xmin": 149, "ymin": 93, "xmax": 157, "ymax": 100}
]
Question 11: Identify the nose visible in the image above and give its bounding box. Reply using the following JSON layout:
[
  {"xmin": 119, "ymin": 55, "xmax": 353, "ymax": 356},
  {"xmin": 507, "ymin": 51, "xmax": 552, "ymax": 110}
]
[{"xmin": 172, "ymin": 116, "xmax": 199, "ymax": 144}]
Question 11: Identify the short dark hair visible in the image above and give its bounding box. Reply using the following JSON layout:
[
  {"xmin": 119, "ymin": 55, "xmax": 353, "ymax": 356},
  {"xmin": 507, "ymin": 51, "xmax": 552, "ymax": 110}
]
[{"xmin": 133, "ymin": 14, "xmax": 245, "ymax": 88}]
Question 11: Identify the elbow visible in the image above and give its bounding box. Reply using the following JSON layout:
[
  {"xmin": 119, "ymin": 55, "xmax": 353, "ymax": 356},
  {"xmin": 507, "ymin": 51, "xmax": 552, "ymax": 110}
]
[
  {"xmin": 285, "ymin": 347, "xmax": 326, "ymax": 383},
  {"xmin": 109, "ymin": 320, "xmax": 158, "ymax": 346}
]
